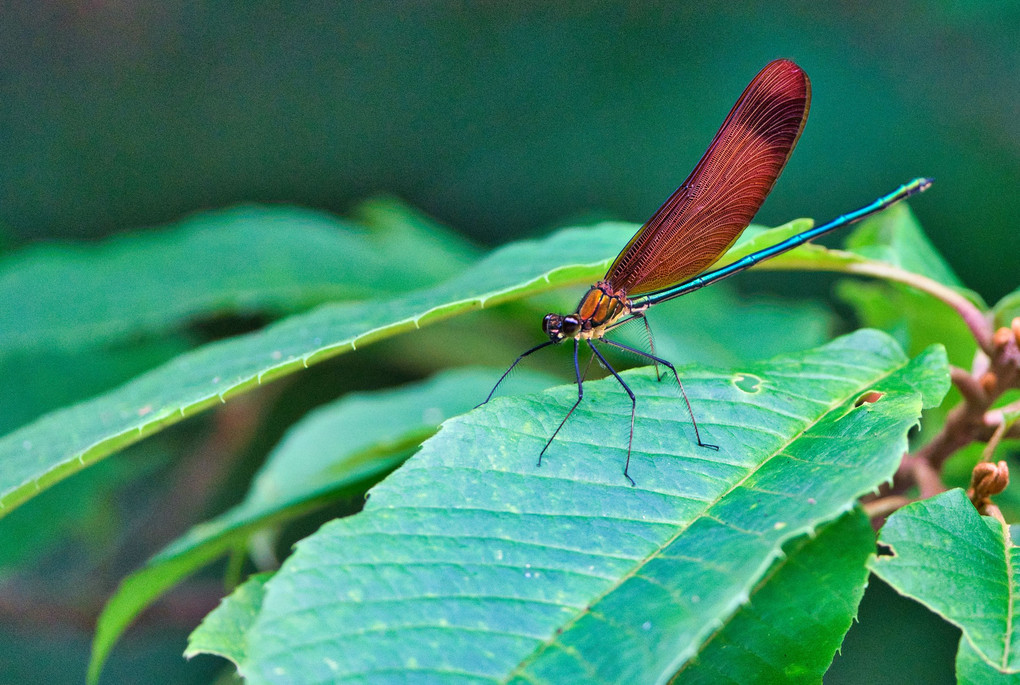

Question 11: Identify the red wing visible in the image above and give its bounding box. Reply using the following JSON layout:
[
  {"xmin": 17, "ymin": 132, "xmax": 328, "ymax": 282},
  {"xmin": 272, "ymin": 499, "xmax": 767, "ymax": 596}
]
[{"xmin": 605, "ymin": 59, "xmax": 810, "ymax": 296}]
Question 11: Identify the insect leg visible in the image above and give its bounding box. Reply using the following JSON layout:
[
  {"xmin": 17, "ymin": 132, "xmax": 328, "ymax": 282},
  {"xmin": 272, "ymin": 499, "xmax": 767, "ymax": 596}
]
[
  {"xmin": 640, "ymin": 315, "xmax": 662, "ymax": 380},
  {"xmin": 539, "ymin": 339, "xmax": 585, "ymax": 467},
  {"xmin": 479, "ymin": 340, "xmax": 556, "ymax": 406},
  {"xmin": 600, "ymin": 339, "xmax": 718, "ymax": 451},
  {"xmin": 587, "ymin": 340, "xmax": 637, "ymax": 486}
]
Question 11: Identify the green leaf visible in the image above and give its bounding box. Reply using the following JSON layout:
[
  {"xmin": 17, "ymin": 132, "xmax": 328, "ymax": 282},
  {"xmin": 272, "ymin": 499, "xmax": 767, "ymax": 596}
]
[
  {"xmin": 0, "ymin": 210, "xmax": 936, "ymax": 517},
  {"xmin": 352, "ymin": 195, "xmax": 481, "ymax": 281},
  {"xmin": 637, "ymin": 283, "xmax": 836, "ymax": 368},
  {"xmin": 88, "ymin": 367, "xmax": 556, "ymax": 684},
  {"xmin": 992, "ymin": 288, "xmax": 1020, "ymax": 330},
  {"xmin": 871, "ymin": 489, "xmax": 1020, "ymax": 678},
  {"xmin": 675, "ymin": 508, "xmax": 874, "ymax": 683},
  {"xmin": 0, "ymin": 221, "xmax": 630, "ymax": 516},
  {"xmin": 0, "ymin": 338, "xmax": 193, "ymax": 435},
  {"xmin": 836, "ymin": 277, "xmax": 976, "ymax": 458},
  {"xmin": 844, "ymin": 203, "xmax": 963, "ymax": 287},
  {"xmin": 206, "ymin": 367, "xmax": 551, "ymax": 526},
  {"xmin": 0, "ymin": 201, "xmax": 474, "ymax": 356},
  {"xmin": 185, "ymin": 572, "xmax": 273, "ymax": 672},
  {"xmin": 835, "ymin": 203, "xmax": 981, "ymax": 370},
  {"xmin": 837, "ymin": 280, "xmax": 976, "ymax": 369},
  {"xmin": 189, "ymin": 330, "xmax": 948, "ymax": 684},
  {"xmin": 958, "ymin": 638, "xmax": 1019, "ymax": 685},
  {"xmin": 741, "ymin": 206, "xmax": 986, "ymax": 316},
  {"xmin": 834, "ymin": 206, "xmax": 985, "ymax": 456}
]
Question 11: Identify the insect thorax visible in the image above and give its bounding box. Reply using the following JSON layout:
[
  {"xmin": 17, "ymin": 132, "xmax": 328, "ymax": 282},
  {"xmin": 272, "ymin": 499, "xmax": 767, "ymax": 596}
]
[{"xmin": 542, "ymin": 281, "xmax": 633, "ymax": 342}]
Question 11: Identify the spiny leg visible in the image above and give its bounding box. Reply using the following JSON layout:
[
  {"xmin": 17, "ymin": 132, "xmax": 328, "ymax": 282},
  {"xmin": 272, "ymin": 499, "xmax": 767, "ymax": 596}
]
[
  {"xmin": 640, "ymin": 314, "xmax": 662, "ymax": 381},
  {"xmin": 604, "ymin": 313, "xmax": 661, "ymax": 380},
  {"xmin": 601, "ymin": 338, "xmax": 718, "ymax": 451},
  {"xmin": 586, "ymin": 341, "xmax": 637, "ymax": 486},
  {"xmin": 479, "ymin": 340, "xmax": 556, "ymax": 407},
  {"xmin": 539, "ymin": 339, "xmax": 585, "ymax": 467}
]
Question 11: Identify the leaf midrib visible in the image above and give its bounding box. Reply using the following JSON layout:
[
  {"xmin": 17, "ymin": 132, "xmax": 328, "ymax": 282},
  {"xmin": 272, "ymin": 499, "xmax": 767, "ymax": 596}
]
[{"xmin": 503, "ymin": 353, "xmax": 912, "ymax": 682}]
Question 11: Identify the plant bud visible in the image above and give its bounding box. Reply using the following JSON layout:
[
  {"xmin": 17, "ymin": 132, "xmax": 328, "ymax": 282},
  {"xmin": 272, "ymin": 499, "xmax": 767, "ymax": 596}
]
[
  {"xmin": 970, "ymin": 460, "xmax": 1009, "ymax": 496},
  {"xmin": 994, "ymin": 327, "xmax": 1012, "ymax": 348},
  {"xmin": 980, "ymin": 371, "xmax": 998, "ymax": 396}
]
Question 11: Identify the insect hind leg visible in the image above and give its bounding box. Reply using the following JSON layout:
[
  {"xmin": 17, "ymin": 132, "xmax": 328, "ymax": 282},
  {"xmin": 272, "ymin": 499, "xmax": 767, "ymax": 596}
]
[
  {"xmin": 600, "ymin": 339, "xmax": 718, "ymax": 451},
  {"xmin": 603, "ymin": 313, "xmax": 662, "ymax": 380},
  {"xmin": 640, "ymin": 315, "xmax": 662, "ymax": 381}
]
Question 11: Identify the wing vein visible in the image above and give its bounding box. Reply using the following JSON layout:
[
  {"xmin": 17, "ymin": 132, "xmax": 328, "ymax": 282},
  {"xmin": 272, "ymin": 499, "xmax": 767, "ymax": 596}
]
[{"xmin": 605, "ymin": 59, "xmax": 811, "ymax": 296}]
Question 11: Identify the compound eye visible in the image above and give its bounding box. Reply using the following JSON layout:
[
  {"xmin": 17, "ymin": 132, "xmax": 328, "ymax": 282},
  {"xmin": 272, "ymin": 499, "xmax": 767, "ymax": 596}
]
[
  {"xmin": 561, "ymin": 315, "xmax": 582, "ymax": 337},
  {"xmin": 542, "ymin": 314, "xmax": 562, "ymax": 337}
]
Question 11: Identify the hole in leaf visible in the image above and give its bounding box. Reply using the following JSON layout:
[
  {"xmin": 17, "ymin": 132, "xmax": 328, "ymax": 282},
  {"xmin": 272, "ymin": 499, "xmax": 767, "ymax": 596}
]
[
  {"xmin": 876, "ymin": 542, "xmax": 895, "ymax": 557},
  {"xmin": 855, "ymin": 390, "xmax": 885, "ymax": 407},
  {"xmin": 733, "ymin": 373, "xmax": 761, "ymax": 393}
]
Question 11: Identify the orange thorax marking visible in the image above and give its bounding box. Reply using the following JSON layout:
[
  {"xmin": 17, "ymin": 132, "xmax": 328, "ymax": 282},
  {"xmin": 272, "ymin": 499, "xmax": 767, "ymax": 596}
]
[{"xmin": 575, "ymin": 282, "xmax": 630, "ymax": 337}]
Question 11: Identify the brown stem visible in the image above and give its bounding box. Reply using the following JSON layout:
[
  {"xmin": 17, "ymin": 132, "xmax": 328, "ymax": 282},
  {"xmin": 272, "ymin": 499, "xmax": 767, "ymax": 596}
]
[
  {"xmin": 889, "ymin": 320, "xmax": 1020, "ymax": 503},
  {"xmin": 950, "ymin": 365, "xmax": 987, "ymax": 406},
  {"xmin": 839, "ymin": 259, "xmax": 994, "ymax": 354},
  {"xmin": 863, "ymin": 495, "xmax": 912, "ymax": 520}
]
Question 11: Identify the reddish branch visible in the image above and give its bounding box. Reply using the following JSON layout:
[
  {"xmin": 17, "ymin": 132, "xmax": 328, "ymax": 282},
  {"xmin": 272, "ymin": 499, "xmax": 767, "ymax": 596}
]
[{"xmin": 876, "ymin": 317, "xmax": 1020, "ymax": 514}]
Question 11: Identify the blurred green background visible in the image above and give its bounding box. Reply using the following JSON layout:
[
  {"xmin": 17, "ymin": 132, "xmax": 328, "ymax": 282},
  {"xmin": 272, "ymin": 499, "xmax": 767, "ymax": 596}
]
[
  {"xmin": 1, "ymin": 2, "xmax": 1017, "ymax": 301},
  {"xmin": 1, "ymin": 2, "xmax": 1016, "ymax": 683}
]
